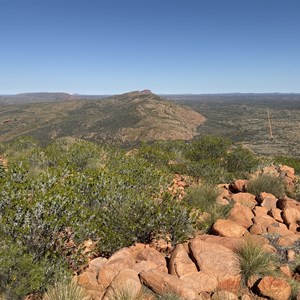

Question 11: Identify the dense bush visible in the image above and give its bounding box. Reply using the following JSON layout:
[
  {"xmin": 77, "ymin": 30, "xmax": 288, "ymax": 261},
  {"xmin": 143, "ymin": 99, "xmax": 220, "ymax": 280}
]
[
  {"xmin": 0, "ymin": 238, "xmax": 47, "ymax": 299},
  {"xmin": 226, "ymin": 145, "xmax": 259, "ymax": 175},
  {"xmin": 0, "ymin": 137, "xmax": 194, "ymax": 295}
]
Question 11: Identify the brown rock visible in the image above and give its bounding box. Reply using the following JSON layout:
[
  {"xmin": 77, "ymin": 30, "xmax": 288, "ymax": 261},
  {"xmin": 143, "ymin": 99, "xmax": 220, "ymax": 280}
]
[
  {"xmin": 230, "ymin": 179, "xmax": 248, "ymax": 193},
  {"xmin": 278, "ymin": 197, "xmax": 300, "ymax": 228},
  {"xmin": 140, "ymin": 269, "xmax": 197, "ymax": 300},
  {"xmin": 257, "ymin": 192, "xmax": 278, "ymax": 211},
  {"xmin": 228, "ymin": 203, "xmax": 254, "ymax": 228},
  {"xmin": 212, "ymin": 219, "xmax": 248, "ymax": 237},
  {"xmin": 253, "ymin": 206, "xmax": 269, "ymax": 217},
  {"xmin": 277, "ymin": 234, "xmax": 300, "ymax": 247},
  {"xmin": 257, "ymin": 276, "xmax": 292, "ymax": 300},
  {"xmin": 103, "ymin": 268, "xmax": 141, "ymax": 300},
  {"xmin": 218, "ymin": 275, "xmax": 241, "ymax": 292},
  {"xmin": 97, "ymin": 248, "xmax": 135, "ymax": 288},
  {"xmin": 169, "ymin": 244, "xmax": 198, "ymax": 277},
  {"xmin": 267, "ymin": 223, "xmax": 294, "ymax": 236},
  {"xmin": 77, "ymin": 270, "xmax": 99, "ymax": 290},
  {"xmin": 198, "ymin": 235, "xmax": 245, "ymax": 251},
  {"xmin": 280, "ymin": 165, "xmax": 295, "ymax": 180},
  {"xmin": 180, "ymin": 272, "xmax": 218, "ymax": 292},
  {"xmin": 88, "ymin": 257, "xmax": 107, "ymax": 274},
  {"xmin": 231, "ymin": 193, "xmax": 257, "ymax": 209},
  {"xmin": 252, "ymin": 215, "xmax": 278, "ymax": 232},
  {"xmin": 189, "ymin": 237, "xmax": 240, "ymax": 278},
  {"xmin": 132, "ymin": 260, "xmax": 161, "ymax": 274},
  {"xmin": 129, "ymin": 243, "xmax": 147, "ymax": 259},
  {"xmin": 279, "ymin": 265, "xmax": 293, "ymax": 278},
  {"xmin": 288, "ymin": 222, "xmax": 299, "ymax": 232},
  {"xmin": 269, "ymin": 208, "xmax": 284, "ymax": 223},
  {"xmin": 287, "ymin": 249, "xmax": 296, "ymax": 261},
  {"xmin": 136, "ymin": 247, "xmax": 168, "ymax": 273},
  {"xmin": 249, "ymin": 224, "xmax": 264, "ymax": 235}
]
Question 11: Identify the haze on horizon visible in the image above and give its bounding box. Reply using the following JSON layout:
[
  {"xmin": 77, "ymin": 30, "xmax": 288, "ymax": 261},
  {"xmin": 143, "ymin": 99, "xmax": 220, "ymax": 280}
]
[{"xmin": 1, "ymin": 0, "xmax": 299, "ymax": 95}]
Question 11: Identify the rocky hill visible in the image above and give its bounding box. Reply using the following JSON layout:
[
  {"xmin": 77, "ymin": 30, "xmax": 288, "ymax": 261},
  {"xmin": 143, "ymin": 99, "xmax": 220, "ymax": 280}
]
[{"xmin": 0, "ymin": 90, "xmax": 205, "ymax": 145}]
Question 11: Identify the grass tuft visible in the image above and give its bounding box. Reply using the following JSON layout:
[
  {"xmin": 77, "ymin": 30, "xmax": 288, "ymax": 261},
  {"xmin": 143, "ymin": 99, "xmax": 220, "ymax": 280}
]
[
  {"xmin": 247, "ymin": 173, "xmax": 285, "ymax": 198},
  {"xmin": 235, "ymin": 240, "xmax": 278, "ymax": 284},
  {"xmin": 43, "ymin": 280, "xmax": 91, "ymax": 300}
]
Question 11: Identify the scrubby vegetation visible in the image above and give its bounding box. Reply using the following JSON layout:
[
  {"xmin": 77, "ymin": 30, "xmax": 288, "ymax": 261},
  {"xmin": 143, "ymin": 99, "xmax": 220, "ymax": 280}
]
[{"xmin": 0, "ymin": 135, "xmax": 298, "ymax": 299}]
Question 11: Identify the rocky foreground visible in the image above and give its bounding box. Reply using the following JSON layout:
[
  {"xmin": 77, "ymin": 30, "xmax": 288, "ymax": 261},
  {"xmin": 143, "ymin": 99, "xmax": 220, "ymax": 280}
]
[{"xmin": 75, "ymin": 165, "xmax": 300, "ymax": 300}]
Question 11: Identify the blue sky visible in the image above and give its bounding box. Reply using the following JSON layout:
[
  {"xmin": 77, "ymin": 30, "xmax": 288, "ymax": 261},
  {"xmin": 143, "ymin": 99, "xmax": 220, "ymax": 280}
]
[{"xmin": 0, "ymin": 0, "xmax": 299, "ymax": 94}]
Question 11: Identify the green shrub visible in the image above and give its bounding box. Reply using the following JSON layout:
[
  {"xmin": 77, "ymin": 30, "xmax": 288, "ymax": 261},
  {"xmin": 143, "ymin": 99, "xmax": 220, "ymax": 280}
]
[
  {"xmin": 236, "ymin": 240, "xmax": 278, "ymax": 284},
  {"xmin": 0, "ymin": 239, "xmax": 47, "ymax": 299},
  {"xmin": 186, "ymin": 136, "xmax": 231, "ymax": 161},
  {"xmin": 247, "ymin": 173, "xmax": 285, "ymax": 198},
  {"xmin": 226, "ymin": 145, "xmax": 259, "ymax": 176},
  {"xmin": 43, "ymin": 279, "xmax": 90, "ymax": 300}
]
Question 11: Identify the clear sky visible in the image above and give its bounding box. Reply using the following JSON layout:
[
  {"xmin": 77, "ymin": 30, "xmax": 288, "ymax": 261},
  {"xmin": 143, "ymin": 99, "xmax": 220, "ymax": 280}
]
[{"xmin": 0, "ymin": 0, "xmax": 299, "ymax": 94}]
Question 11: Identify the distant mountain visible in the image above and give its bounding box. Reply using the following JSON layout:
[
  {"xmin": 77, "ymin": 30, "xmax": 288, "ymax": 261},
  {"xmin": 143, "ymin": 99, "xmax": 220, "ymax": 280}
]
[
  {"xmin": 0, "ymin": 90, "xmax": 205, "ymax": 145},
  {"xmin": 0, "ymin": 92, "xmax": 108, "ymax": 105}
]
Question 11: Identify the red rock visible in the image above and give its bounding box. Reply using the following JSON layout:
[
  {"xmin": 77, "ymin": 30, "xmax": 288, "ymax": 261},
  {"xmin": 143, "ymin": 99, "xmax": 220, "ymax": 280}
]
[
  {"xmin": 180, "ymin": 271, "xmax": 218, "ymax": 292},
  {"xmin": 217, "ymin": 275, "xmax": 241, "ymax": 292},
  {"xmin": 257, "ymin": 276, "xmax": 292, "ymax": 300},
  {"xmin": 279, "ymin": 265, "xmax": 293, "ymax": 278},
  {"xmin": 278, "ymin": 197, "xmax": 300, "ymax": 229},
  {"xmin": 288, "ymin": 222, "xmax": 299, "ymax": 233},
  {"xmin": 269, "ymin": 208, "xmax": 284, "ymax": 223},
  {"xmin": 277, "ymin": 234, "xmax": 300, "ymax": 247},
  {"xmin": 132, "ymin": 260, "xmax": 162, "ymax": 274},
  {"xmin": 253, "ymin": 206, "xmax": 269, "ymax": 217},
  {"xmin": 88, "ymin": 257, "xmax": 107, "ymax": 274},
  {"xmin": 129, "ymin": 243, "xmax": 147, "ymax": 259},
  {"xmin": 280, "ymin": 165, "xmax": 295, "ymax": 180},
  {"xmin": 230, "ymin": 179, "xmax": 248, "ymax": 193},
  {"xmin": 136, "ymin": 247, "xmax": 168, "ymax": 273},
  {"xmin": 198, "ymin": 235, "xmax": 245, "ymax": 251},
  {"xmin": 97, "ymin": 248, "xmax": 134, "ymax": 288},
  {"xmin": 169, "ymin": 244, "xmax": 198, "ymax": 277},
  {"xmin": 231, "ymin": 193, "xmax": 257, "ymax": 209},
  {"xmin": 228, "ymin": 203, "xmax": 254, "ymax": 228},
  {"xmin": 267, "ymin": 223, "xmax": 294, "ymax": 236},
  {"xmin": 189, "ymin": 237, "xmax": 240, "ymax": 278},
  {"xmin": 103, "ymin": 268, "xmax": 141, "ymax": 300},
  {"xmin": 77, "ymin": 270, "xmax": 99, "ymax": 290},
  {"xmin": 212, "ymin": 219, "xmax": 249, "ymax": 237},
  {"xmin": 249, "ymin": 224, "xmax": 264, "ymax": 235},
  {"xmin": 257, "ymin": 192, "xmax": 278, "ymax": 211},
  {"xmin": 287, "ymin": 249, "xmax": 296, "ymax": 261},
  {"xmin": 252, "ymin": 215, "xmax": 278, "ymax": 232},
  {"xmin": 140, "ymin": 269, "xmax": 197, "ymax": 300}
]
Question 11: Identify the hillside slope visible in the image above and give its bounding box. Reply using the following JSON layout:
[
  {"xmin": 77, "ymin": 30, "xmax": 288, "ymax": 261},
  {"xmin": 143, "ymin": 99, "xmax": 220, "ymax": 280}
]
[{"xmin": 0, "ymin": 90, "xmax": 205, "ymax": 145}]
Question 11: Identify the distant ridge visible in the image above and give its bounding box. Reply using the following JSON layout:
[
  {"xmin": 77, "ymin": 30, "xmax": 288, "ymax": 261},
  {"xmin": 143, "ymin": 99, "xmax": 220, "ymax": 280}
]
[{"xmin": 0, "ymin": 90, "xmax": 205, "ymax": 145}]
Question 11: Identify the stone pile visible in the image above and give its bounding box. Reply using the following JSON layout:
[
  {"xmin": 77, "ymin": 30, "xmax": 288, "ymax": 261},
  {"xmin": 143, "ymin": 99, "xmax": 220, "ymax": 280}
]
[{"xmin": 76, "ymin": 165, "xmax": 300, "ymax": 300}]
